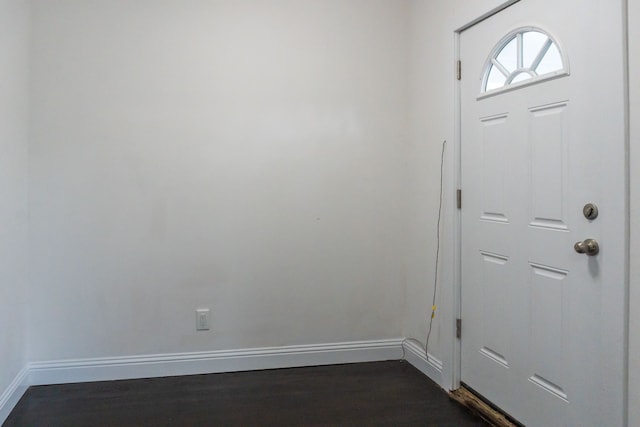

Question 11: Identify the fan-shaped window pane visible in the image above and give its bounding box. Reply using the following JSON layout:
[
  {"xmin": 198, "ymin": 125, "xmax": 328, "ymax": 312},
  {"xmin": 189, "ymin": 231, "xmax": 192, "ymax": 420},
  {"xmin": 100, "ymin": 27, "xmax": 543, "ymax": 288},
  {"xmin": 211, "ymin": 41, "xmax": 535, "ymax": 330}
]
[
  {"xmin": 512, "ymin": 72, "xmax": 532, "ymax": 84},
  {"xmin": 522, "ymin": 32, "xmax": 549, "ymax": 68},
  {"xmin": 481, "ymin": 28, "xmax": 567, "ymax": 94},
  {"xmin": 534, "ymin": 43, "xmax": 563, "ymax": 75},
  {"xmin": 496, "ymin": 37, "xmax": 518, "ymax": 73},
  {"xmin": 486, "ymin": 65, "xmax": 506, "ymax": 91}
]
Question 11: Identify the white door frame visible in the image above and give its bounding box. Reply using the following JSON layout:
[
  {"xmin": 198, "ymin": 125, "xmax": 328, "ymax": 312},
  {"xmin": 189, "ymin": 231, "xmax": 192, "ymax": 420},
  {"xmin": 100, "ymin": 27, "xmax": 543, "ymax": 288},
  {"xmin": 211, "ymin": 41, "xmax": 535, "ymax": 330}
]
[{"xmin": 450, "ymin": 1, "xmax": 630, "ymax": 422}]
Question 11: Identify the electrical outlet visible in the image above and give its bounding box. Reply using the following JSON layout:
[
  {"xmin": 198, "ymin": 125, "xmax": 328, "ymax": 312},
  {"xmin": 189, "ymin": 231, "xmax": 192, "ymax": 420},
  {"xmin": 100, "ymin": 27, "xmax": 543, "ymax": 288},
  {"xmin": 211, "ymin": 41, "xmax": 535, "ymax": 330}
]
[{"xmin": 196, "ymin": 308, "xmax": 210, "ymax": 331}]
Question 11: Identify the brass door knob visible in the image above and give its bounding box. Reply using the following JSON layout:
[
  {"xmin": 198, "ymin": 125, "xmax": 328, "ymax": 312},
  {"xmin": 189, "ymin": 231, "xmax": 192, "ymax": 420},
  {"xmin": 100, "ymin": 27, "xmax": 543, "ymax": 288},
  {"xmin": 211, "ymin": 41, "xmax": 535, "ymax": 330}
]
[{"xmin": 574, "ymin": 238, "xmax": 599, "ymax": 256}]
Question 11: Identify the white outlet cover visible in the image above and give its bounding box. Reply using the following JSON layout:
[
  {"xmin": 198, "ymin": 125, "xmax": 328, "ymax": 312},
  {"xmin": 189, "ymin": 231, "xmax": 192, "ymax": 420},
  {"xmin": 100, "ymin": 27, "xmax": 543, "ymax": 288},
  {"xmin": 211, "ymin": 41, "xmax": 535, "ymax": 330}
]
[{"xmin": 196, "ymin": 308, "xmax": 210, "ymax": 331}]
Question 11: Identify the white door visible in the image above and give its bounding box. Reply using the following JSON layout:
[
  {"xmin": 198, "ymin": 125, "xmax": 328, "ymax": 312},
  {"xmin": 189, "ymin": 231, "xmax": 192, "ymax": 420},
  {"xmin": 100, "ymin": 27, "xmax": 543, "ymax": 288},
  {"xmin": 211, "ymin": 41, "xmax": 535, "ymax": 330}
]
[{"xmin": 460, "ymin": 1, "xmax": 626, "ymax": 426}]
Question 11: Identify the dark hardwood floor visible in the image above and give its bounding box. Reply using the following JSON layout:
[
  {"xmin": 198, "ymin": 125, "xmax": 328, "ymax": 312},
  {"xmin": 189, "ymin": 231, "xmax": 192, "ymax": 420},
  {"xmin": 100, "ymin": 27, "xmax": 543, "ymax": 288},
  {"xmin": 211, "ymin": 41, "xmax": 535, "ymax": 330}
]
[{"xmin": 4, "ymin": 361, "xmax": 487, "ymax": 426}]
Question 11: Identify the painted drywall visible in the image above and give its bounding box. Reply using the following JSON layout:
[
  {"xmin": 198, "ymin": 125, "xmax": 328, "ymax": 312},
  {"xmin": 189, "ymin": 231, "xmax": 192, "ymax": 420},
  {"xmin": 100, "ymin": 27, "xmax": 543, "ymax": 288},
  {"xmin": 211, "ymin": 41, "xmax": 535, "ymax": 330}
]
[
  {"xmin": 404, "ymin": 0, "xmax": 513, "ymax": 388},
  {"xmin": 28, "ymin": 0, "xmax": 410, "ymax": 361},
  {"xmin": 628, "ymin": 0, "xmax": 639, "ymax": 425},
  {"xmin": 0, "ymin": 0, "xmax": 30, "ymax": 399}
]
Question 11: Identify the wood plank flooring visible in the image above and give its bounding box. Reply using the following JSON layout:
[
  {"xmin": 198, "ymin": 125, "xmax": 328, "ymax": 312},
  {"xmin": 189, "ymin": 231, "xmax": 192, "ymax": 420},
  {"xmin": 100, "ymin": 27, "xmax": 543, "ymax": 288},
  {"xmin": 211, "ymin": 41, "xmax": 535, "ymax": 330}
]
[{"xmin": 4, "ymin": 361, "xmax": 488, "ymax": 426}]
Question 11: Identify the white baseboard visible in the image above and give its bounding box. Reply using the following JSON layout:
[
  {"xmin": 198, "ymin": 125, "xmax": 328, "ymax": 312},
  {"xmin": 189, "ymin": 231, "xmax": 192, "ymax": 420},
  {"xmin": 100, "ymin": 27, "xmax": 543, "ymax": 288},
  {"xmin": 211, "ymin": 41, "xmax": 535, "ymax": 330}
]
[
  {"xmin": 402, "ymin": 339, "xmax": 444, "ymax": 387},
  {"xmin": 29, "ymin": 339, "xmax": 404, "ymax": 386},
  {"xmin": 0, "ymin": 366, "xmax": 29, "ymax": 425},
  {"xmin": 3, "ymin": 337, "xmax": 443, "ymax": 424}
]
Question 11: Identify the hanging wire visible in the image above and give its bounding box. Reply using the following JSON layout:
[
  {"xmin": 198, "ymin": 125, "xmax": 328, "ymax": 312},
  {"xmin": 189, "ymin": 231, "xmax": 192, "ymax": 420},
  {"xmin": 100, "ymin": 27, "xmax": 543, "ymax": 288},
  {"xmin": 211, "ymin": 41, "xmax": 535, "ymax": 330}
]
[{"xmin": 425, "ymin": 140, "xmax": 446, "ymax": 359}]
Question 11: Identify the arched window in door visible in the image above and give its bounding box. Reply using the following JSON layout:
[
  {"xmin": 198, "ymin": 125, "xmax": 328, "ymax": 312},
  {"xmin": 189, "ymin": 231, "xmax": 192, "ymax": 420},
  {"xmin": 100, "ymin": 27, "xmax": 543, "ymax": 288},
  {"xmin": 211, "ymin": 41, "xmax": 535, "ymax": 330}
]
[{"xmin": 482, "ymin": 27, "xmax": 569, "ymax": 94}]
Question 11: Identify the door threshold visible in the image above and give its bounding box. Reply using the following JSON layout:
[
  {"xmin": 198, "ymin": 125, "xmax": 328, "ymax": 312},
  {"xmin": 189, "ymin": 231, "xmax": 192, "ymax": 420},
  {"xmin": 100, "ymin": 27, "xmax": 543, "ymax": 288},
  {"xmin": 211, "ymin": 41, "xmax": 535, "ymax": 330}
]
[{"xmin": 449, "ymin": 385, "xmax": 524, "ymax": 427}]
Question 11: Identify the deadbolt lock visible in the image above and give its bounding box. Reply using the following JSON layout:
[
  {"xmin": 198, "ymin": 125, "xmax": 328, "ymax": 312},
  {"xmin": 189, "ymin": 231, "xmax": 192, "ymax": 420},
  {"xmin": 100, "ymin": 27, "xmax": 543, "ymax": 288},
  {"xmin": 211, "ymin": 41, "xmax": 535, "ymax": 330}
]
[
  {"xmin": 574, "ymin": 238, "xmax": 599, "ymax": 256},
  {"xmin": 583, "ymin": 203, "xmax": 598, "ymax": 220}
]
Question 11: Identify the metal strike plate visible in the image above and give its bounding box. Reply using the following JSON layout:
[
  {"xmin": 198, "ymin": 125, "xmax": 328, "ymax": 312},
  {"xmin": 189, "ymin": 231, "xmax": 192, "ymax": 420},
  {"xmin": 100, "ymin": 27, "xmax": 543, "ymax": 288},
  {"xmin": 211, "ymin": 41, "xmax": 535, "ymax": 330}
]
[{"xmin": 583, "ymin": 203, "xmax": 598, "ymax": 220}]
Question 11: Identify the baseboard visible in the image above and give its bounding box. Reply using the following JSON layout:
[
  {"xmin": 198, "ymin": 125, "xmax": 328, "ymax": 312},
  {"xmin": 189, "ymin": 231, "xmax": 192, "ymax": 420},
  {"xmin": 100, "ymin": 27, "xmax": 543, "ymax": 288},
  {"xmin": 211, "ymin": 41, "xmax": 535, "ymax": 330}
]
[
  {"xmin": 0, "ymin": 366, "xmax": 29, "ymax": 425},
  {"xmin": 402, "ymin": 339, "xmax": 443, "ymax": 386},
  {"xmin": 29, "ymin": 338, "xmax": 404, "ymax": 386},
  {"xmin": 4, "ymin": 337, "xmax": 442, "ymax": 424}
]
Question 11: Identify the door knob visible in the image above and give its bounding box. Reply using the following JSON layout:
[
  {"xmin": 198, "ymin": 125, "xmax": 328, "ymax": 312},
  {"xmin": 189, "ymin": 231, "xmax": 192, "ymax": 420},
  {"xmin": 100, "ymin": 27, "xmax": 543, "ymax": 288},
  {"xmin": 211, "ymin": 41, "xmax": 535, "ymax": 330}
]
[{"xmin": 574, "ymin": 238, "xmax": 599, "ymax": 256}]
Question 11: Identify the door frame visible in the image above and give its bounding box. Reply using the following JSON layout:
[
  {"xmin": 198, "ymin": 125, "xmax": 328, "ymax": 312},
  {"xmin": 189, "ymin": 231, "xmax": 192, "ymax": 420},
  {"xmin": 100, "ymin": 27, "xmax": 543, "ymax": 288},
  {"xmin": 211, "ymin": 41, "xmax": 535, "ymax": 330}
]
[{"xmin": 450, "ymin": 1, "xmax": 630, "ymax": 423}]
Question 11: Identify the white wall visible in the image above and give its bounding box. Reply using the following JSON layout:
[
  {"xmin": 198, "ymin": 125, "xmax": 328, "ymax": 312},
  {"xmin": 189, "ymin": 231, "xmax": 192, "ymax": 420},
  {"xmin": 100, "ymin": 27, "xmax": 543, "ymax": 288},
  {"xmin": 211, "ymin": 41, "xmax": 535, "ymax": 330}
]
[
  {"xmin": 6, "ymin": 0, "xmax": 467, "ymax": 409},
  {"xmin": 0, "ymin": 0, "xmax": 30, "ymax": 399},
  {"xmin": 27, "ymin": 0, "xmax": 410, "ymax": 361},
  {"xmin": 627, "ymin": 0, "xmax": 639, "ymax": 425}
]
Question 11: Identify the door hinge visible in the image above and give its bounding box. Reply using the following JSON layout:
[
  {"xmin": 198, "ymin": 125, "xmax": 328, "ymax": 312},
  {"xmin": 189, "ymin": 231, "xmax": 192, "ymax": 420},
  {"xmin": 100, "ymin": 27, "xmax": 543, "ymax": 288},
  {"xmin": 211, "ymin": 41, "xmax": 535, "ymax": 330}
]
[
  {"xmin": 457, "ymin": 189, "xmax": 462, "ymax": 209},
  {"xmin": 456, "ymin": 60, "xmax": 462, "ymax": 80},
  {"xmin": 456, "ymin": 318, "xmax": 462, "ymax": 339}
]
